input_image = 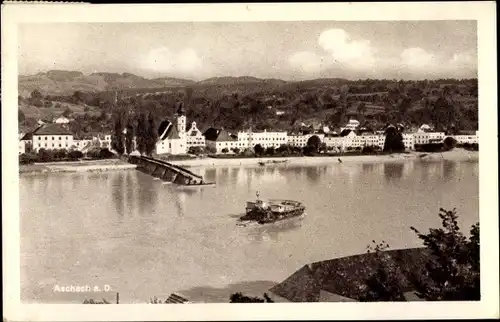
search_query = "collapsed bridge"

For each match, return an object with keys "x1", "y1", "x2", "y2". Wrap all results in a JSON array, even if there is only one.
[{"x1": 128, "y1": 155, "x2": 205, "y2": 185}]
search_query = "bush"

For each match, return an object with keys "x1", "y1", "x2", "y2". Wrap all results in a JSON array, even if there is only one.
[
  {"x1": 362, "y1": 145, "x2": 378, "y2": 154},
  {"x1": 416, "y1": 143, "x2": 444, "y2": 153},
  {"x1": 53, "y1": 149, "x2": 67, "y2": 160},
  {"x1": 98, "y1": 148, "x2": 115, "y2": 159},
  {"x1": 241, "y1": 148, "x2": 254, "y2": 157},
  {"x1": 229, "y1": 293, "x2": 274, "y2": 303},
  {"x1": 86, "y1": 147, "x2": 115, "y2": 159},
  {"x1": 68, "y1": 150, "x2": 83, "y2": 160},
  {"x1": 254, "y1": 144, "x2": 264, "y2": 156},
  {"x1": 37, "y1": 148, "x2": 54, "y2": 162},
  {"x1": 19, "y1": 153, "x2": 38, "y2": 165},
  {"x1": 206, "y1": 145, "x2": 217, "y2": 154},
  {"x1": 232, "y1": 147, "x2": 240, "y2": 154},
  {"x1": 265, "y1": 146, "x2": 275, "y2": 156},
  {"x1": 188, "y1": 146, "x2": 205, "y2": 155},
  {"x1": 221, "y1": 148, "x2": 229, "y2": 154}
]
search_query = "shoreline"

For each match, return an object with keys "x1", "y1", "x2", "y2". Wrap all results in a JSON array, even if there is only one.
[
  {"x1": 19, "y1": 159, "x2": 137, "y2": 175},
  {"x1": 18, "y1": 149, "x2": 478, "y2": 175},
  {"x1": 169, "y1": 149, "x2": 479, "y2": 168}
]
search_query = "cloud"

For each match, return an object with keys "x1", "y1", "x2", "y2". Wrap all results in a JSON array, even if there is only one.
[
  {"x1": 141, "y1": 47, "x2": 203, "y2": 75},
  {"x1": 318, "y1": 28, "x2": 376, "y2": 69},
  {"x1": 449, "y1": 51, "x2": 477, "y2": 69},
  {"x1": 400, "y1": 47, "x2": 437, "y2": 70},
  {"x1": 288, "y1": 28, "x2": 476, "y2": 79}
]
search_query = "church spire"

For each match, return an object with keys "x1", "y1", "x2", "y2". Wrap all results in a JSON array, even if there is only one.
[{"x1": 176, "y1": 102, "x2": 185, "y2": 116}]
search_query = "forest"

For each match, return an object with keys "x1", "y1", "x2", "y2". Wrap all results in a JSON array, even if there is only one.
[{"x1": 18, "y1": 77, "x2": 478, "y2": 137}]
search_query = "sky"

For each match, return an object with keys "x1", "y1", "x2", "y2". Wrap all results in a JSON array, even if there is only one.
[{"x1": 18, "y1": 21, "x2": 477, "y2": 81}]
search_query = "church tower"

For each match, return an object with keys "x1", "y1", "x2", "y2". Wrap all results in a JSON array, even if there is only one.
[{"x1": 176, "y1": 102, "x2": 186, "y2": 139}]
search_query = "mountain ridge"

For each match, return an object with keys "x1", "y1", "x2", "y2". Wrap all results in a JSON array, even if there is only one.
[{"x1": 19, "y1": 70, "x2": 331, "y2": 96}]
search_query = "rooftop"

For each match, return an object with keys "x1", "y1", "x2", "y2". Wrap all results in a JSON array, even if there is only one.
[
  {"x1": 269, "y1": 247, "x2": 429, "y2": 302},
  {"x1": 32, "y1": 123, "x2": 73, "y2": 136}
]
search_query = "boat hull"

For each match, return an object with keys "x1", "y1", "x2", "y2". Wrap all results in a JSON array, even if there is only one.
[{"x1": 241, "y1": 206, "x2": 305, "y2": 224}]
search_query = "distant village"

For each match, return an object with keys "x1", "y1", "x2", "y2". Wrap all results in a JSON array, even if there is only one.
[{"x1": 19, "y1": 103, "x2": 479, "y2": 157}]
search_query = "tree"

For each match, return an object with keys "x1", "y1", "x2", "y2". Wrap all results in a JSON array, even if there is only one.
[
  {"x1": 145, "y1": 113, "x2": 157, "y2": 156},
  {"x1": 111, "y1": 112, "x2": 125, "y2": 156},
  {"x1": 135, "y1": 113, "x2": 147, "y2": 155},
  {"x1": 62, "y1": 107, "x2": 73, "y2": 117},
  {"x1": 229, "y1": 293, "x2": 274, "y2": 303},
  {"x1": 363, "y1": 208, "x2": 480, "y2": 301},
  {"x1": 443, "y1": 137, "x2": 457, "y2": 151},
  {"x1": 18, "y1": 110, "x2": 25, "y2": 122},
  {"x1": 124, "y1": 122, "x2": 135, "y2": 155},
  {"x1": 383, "y1": 126, "x2": 405, "y2": 153},
  {"x1": 221, "y1": 148, "x2": 229, "y2": 154},
  {"x1": 232, "y1": 147, "x2": 240, "y2": 154},
  {"x1": 306, "y1": 135, "x2": 322, "y2": 152},
  {"x1": 409, "y1": 208, "x2": 479, "y2": 301},
  {"x1": 254, "y1": 144, "x2": 264, "y2": 156},
  {"x1": 30, "y1": 89, "x2": 43, "y2": 101}
]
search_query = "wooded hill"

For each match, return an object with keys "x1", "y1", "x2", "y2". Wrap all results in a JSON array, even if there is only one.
[{"x1": 18, "y1": 70, "x2": 478, "y2": 137}]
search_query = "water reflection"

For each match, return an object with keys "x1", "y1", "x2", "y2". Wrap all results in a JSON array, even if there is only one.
[
  {"x1": 383, "y1": 162, "x2": 405, "y2": 182},
  {"x1": 362, "y1": 163, "x2": 375, "y2": 175},
  {"x1": 305, "y1": 167, "x2": 321, "y2": 184},
  {"x1": 246, "y1": 217, "x2": 305, "y2": 243},
  {"x1": 204, "y1": 168, "x2": 217, "y2": 183},
  {"x1": 137, "y1": 174, "x2": 158, "y2": 217},
  {"x1": 442, "y1": 161, "x2": 457, "y2": 182},
  {"x1": 111, "y1": 173, "x2": 125, "y2": 219}
]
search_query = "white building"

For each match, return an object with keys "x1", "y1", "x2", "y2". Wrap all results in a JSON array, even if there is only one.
[
  {"x1": 19, "y1": 140, "x2": 26, "y2": 155},
  {"x1": 54, "y1": 115, "x2": 70, "y2": 124},
  {"x1": 32, "y1": 123, "x2": 74, "y2": 152},
  {"x1": 237, "y1": 129, "x2": 288, "y2": 150},
  {"x1": 340, "y1": 119, "x2": 360, "y2": 132},
  {"x1": 288, "y1": 133, "x2": 325, "y2": 148},
  {"x1": 413, "y1": 130, "x2": 445, "y2": 145},
  {"x1": 449, "y1": 133, "x2": 478, "y2": 144},
  {"x1": 186, "y1": 121, "x2": 205, "y2": 148},
  {"x1": 156, "y1": 104, "x2": 187, "y2": 155},
  {"x1": 204, "y1": 128, "x2": 238, "y2": 153},
  {"x1": 402, "y1": 133, "x2": 415, "y2": 151}
]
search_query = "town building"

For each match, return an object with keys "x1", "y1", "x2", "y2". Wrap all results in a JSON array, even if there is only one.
[
  {"x1": 449, "y1": 131, "x2": 479, "y2": 144},
  {"x1": 204, "y1": 128, "x2": 238, "y2": 153},
  {"x1": 237, "y1": 129, "x2": 288, "y2": 150},
  {"x1": 288, "y1": 133, "x2": 325, "y2": 148},
  {"x1": 402, "y1": 133, "x2": 415, "y2": 151},
  {"x1": 54, "y1": 115, "x2": 70, "y2": 124},
  {"x1": 186, "y1": 121, "x2": 205, "y2": 148},
  {"x1": 31, "y1": 123, "x2": 74, "y2": 152},
  {"x1": 156, "y1": 103, "x2": 187, "y2": 155},
  {"x1": 340, "y1": 119, "x2": 360, "y2": 132},
  {"x1": 413, "y1": 130, "x2": 445, "y2": 145},
  {"x1": 20, "y1": 130, "x2": 36, "y2": 154}
]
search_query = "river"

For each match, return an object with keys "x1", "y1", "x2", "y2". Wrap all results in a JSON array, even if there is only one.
[{"x1": 20, "y1": 159, "x2": 479, "y2": 303}]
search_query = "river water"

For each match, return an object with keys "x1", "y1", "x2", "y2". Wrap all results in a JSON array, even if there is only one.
[{"x1": 20, "y1": 160, "x2": 479, "y2": 303}]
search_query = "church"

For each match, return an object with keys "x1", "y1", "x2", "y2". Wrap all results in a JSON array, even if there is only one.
[{"x1": 156, "y1": 103, "x2": 187, "y2": 155}]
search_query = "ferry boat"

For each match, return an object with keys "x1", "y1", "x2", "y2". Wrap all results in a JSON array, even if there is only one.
[{"x1": 241, "y1": 192, "x2": 305, "y2": 224}]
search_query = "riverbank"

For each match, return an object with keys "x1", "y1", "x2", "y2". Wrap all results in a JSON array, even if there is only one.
[
  {"x1": 169, "y1": 148, "x2": 478, "y2": 168},
  {"x1": 19, "y1": 159, "x2": 136, "y2": 175},
  {"x1": 18, "y1": 148, "x2": 478, "y2": 175}
]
